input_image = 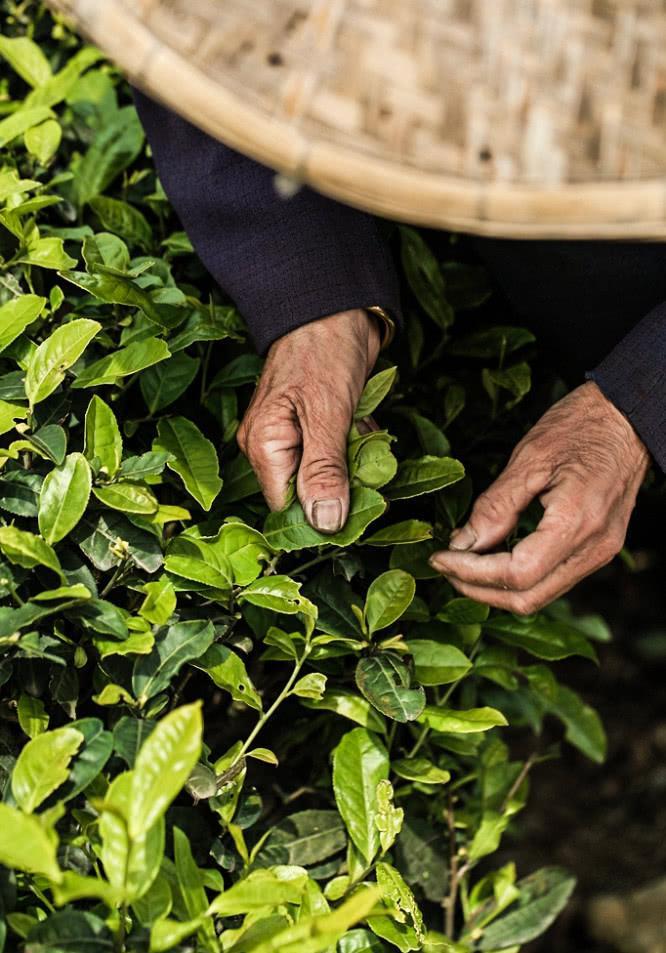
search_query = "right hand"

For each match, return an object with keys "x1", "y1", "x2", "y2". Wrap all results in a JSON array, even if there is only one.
[{"x1": 237, "y1": 309, "x2": 381, "y2": 533}]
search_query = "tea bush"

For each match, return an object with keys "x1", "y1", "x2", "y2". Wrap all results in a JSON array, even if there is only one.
[{"x1": 0, "y1": 4, "x2": 609, "y2": 951}]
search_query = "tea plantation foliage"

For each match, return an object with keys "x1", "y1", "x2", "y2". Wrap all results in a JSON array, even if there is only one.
[{"x1": 0, "y1": 5, "x2": 609, "y2": 951}]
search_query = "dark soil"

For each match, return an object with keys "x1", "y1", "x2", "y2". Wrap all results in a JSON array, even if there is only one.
[{"x1": 506, "y1": 489, "x2": 666, "y2": 952}]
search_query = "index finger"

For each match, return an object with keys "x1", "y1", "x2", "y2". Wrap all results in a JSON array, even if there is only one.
[{"x1": 430, "y1": 502, "x2": 585, "y2": 592}]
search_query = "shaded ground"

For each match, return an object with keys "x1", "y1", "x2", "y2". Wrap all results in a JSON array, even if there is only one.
[{"x1": 505, "y1": 491, "x2": 666, "y2": 952}]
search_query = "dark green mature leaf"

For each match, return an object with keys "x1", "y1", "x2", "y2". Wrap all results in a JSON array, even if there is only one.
[
  {"x1": 356, "y1": 654, "x2": 425, "y2": 723},
  {"x1": 140, "y1": 351, "x2": 200, "y2": 413},
  {"x1": 485, "y1": 616, "x2": 597, "y2": 662},
  {"x1": 25, "y1": 910, "x2": 115, "y2": 952},
  {"x1": 257, "y1": 810, "x2": 346, "y2": 868},
  {"x1": 89, "y1": 195, "x2": 152, "y2": 250},
  {"x1": 477, "y1": 868, "x2": 576, "y2": 950},
  {"x1": 386, "y1": 456, "x2": 465, "y2": 500},
  {"x1": 73, "y1": 512, "x2": 163, "y2": 573},
  {"x1": 406, "y1": 641, "x2": 471, "y2": 686},
  {"x1": 0, "y1": 470, "x2": 42, "y2": 517},
  {"x1": 132, "y1": 620, "x2": 215, "y2": 704},
  {"x1": 400, "y1": 226, "x2": 453, "y2": 329},
  {"x1": 264, "y1": 487, "x2": 386, "y2": 552},
  {"x1": 71, "y1": 105, "x2": 144, "y2": 206}
]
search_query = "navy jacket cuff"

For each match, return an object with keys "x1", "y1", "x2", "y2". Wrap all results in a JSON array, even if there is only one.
[
  {"x1": 133, "y1": 90, "x2": 402, "y2": 355},
  {"x1": 586, "y1": 300, "x2": 666, "y2": 471}
]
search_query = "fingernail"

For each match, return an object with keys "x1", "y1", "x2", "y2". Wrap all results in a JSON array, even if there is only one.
[
  {"x1": 449, "y1": 524, "x2": 476, "y2": 551},
  {"x1": 312, "y1": 498, "x2": 343, "y2": 534}
]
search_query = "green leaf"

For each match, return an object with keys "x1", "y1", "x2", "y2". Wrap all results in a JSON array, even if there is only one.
[
  {"x1": 0, "y1": 105, "x2": 54, "y2": 148},
  {"x1": 544, "y1": 684, "x2": 606, "y2": 763},
  {"x1": 364, "y1": 520, "x2": 433, "y2": 547},
  {"x1": 0, "y1": 295, "x2": 46, "y2": 352},
  {"x1": 193, "y1": 643, "x2": 262, "y2": 711},
  {"x1": 71, "y1": 105, "x2": 144, "y2": 206},
  {"x1": 89, "y1": 195, "x2": 152, "y2": 250},
  {"x1": 264, "y1": 486, "x2": 386, "y2": 552},
  {"x1": 301, "y1": 689, "x2": 386, "y2": 733},
  {"x1": 119, "y1": 451, "x2": 170, "y2": 482},
  {"x1": 24, "y1": 119, "x2": 61, "y2": 165},
  {"x1": 208, "y1": 868, "x2": 308, "y2": 916},
  {"x1": 24, "y1": 318, "x2": 101, "y2": 407},
  {"x1": 38, "y1": 452, "x2": 91, "y2": 544},
  {"x1": 139, "y1": 576, "x2": 176, "y2": 626},
  {"x1": 420, "y1": 705, "x2": 508, "y2": 734},
  {"x1": 0, "y1": 526, "x2": 63, "y2": 579},
  {"x1": 20, "y1": 236, "x2": 76, "y2": 271},
  {"x1": 239, "y1": 575, "x2": 317, "y2": 630},
  {"x1": 450, "y1": 326, "x2": 535, "y2": 359},
  {"x1": 478, "y1": 868, "x2": 576, "y2": 950},
  {"x1": 132, "y1": 619, "x2": 215, "y2": 704},
  {"x1": 406, "y1": 641, "x2": 471, "y2": 686},
  {"x1": 333, "y1": 727, "x2": 389, "y2": 863},
  {"x1": 17, "y1": 694, "x2": 49, "y2": 738},
  {"x1": 355, "y1": 366, "x2": 397, "y2": 418},
  {"x1": 438, "y1": 598, "x2": 489, "y2": 625},
  {"x1": 140, "y1": 351, "x2": 200, "y2": 413},
  {"x1": 99, "y1": 772, "x2": 164, "y2": 902},
  {"x1": 292, "y1": 672, "x2": 327, "y2": 700},
  {"x1": 375, "y1": 779, "x2": 403, "y2": 853},
  {"x1": 128, "y1": 701, "x2": 203, "y2": 839},
  {"x1": 72, "y1": 336, "x2": 171, "y2": 388},
  {"x1": 485, "y1": 616, "x2": 597, "y2": 662},
  {"x1": 364, "y1": 570, "x2": 415, "y2": 635},
  {"x1": 400, "y1": 226, "x2": 453, "y2": 328},
  {"x1": 355, "y1": 654, "x2": 425, "y2": 723},
  {"x1": 349, "y1": 431, "x2": 397, "y2": 490},
  {"x1": 0, "y1": 803, "x2": 61, "y2": 882},
  {"x1": 0, "y1": 35, "x2": 52, "y2": 86},
  {"x1": 482, "y1": 362, "x2": 532, "y2": 409},
  {"x1": 84, "y1": 395, "x2": 122, "y2": 477},
  {"x1": 154, "y1": 416, "x2": 222, "y2": 511},
  {"x1": 12, "y1": 726, "x2": 83, "y2": 812},
  {"x1": 0, "y1": 399, "x2": 27, "y2": 436},
  {"x1": 376, "y1": 861, "x2": 424, "y2": 942},
  {"x1": 25, "y1": 910, "x2": 115, "y2": 951},
  {"x1": 258, "y1": 809, "x2": 346, "y2": 868},
  {"x1": 392, "y1": 758, "x2": 451, "y2": 785},
  {"x1": 93, "y1": 482, "x2": 158, "y2": 515},
  {"x1": 468, "y1": 812, "x2": 508, "y2": 863},
  {"x1": 0, "y1": 470, "x2": 40, "y2": 517},
  {"x1": 386, "y1": 456, "x2": 465, "y2": 500}
]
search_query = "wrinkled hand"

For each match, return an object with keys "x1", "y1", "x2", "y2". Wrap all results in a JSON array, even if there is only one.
[
  {"x1": 429, "y1": 382, "x2": 650, "y2": 614},
  {"x1": 237, "y1": 309, "x2": 380, "y2": 533}
]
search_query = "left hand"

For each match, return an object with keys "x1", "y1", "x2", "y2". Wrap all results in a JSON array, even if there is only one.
[{"x1": 429, "y1": 382, "x2": 650, "y2": 614}]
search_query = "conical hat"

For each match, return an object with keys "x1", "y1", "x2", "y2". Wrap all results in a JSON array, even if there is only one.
[{"x1": 47, "y1": 0, "x2": 666, "y2": 238}]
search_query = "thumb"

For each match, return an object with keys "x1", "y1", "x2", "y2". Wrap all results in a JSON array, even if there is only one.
[
  {"x1": 451, "y1": 462, "x2": 548, "y2": 553},
  {"x1": 297, "y1": 408, "x2": 351, "y2": 535}
]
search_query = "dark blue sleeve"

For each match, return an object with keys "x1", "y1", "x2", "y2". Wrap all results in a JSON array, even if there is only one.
[
  {"x1": 133, "y1": 90, "x2": 402, "y2": 355},
  {"x1": 587, "y1": 303, "x2": 666, "y2": 471}
]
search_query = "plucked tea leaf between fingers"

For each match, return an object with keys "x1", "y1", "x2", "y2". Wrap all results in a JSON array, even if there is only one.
[
  {"x1": 154, "y1": 416, "x2": 222, "y2": 511},
  {"x1": 264, "y1": 486, "x2": 386, "y2": 552},
  {"x1": 38, "y1": 452, "x2": 92, "y2": 544},
  {"x1": 24, "y1": 318, "x2": 101, "y2": 407},
  {"x1": 355, "y1": 366, "x2": 397, "y2": 418},
  {"x1": 128, "y1": 702, "x2": 203, "y2": 839}
]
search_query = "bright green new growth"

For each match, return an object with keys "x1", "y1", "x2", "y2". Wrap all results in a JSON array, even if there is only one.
[{"x1": 0, "y1": 6, "x2": 608, "y2": 952}]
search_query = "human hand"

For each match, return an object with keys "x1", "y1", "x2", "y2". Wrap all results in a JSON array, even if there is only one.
[
  {"x1": 429, "y1": 382, "x2": 650, "y2": 614},
  {"x1": 237, "y1": 309, "x2": 381, "y2": 533}
]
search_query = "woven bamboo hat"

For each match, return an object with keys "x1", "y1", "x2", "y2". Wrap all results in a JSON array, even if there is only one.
[{"x1": 48, "y1": 0, "x2": 666, "y2": 239}]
